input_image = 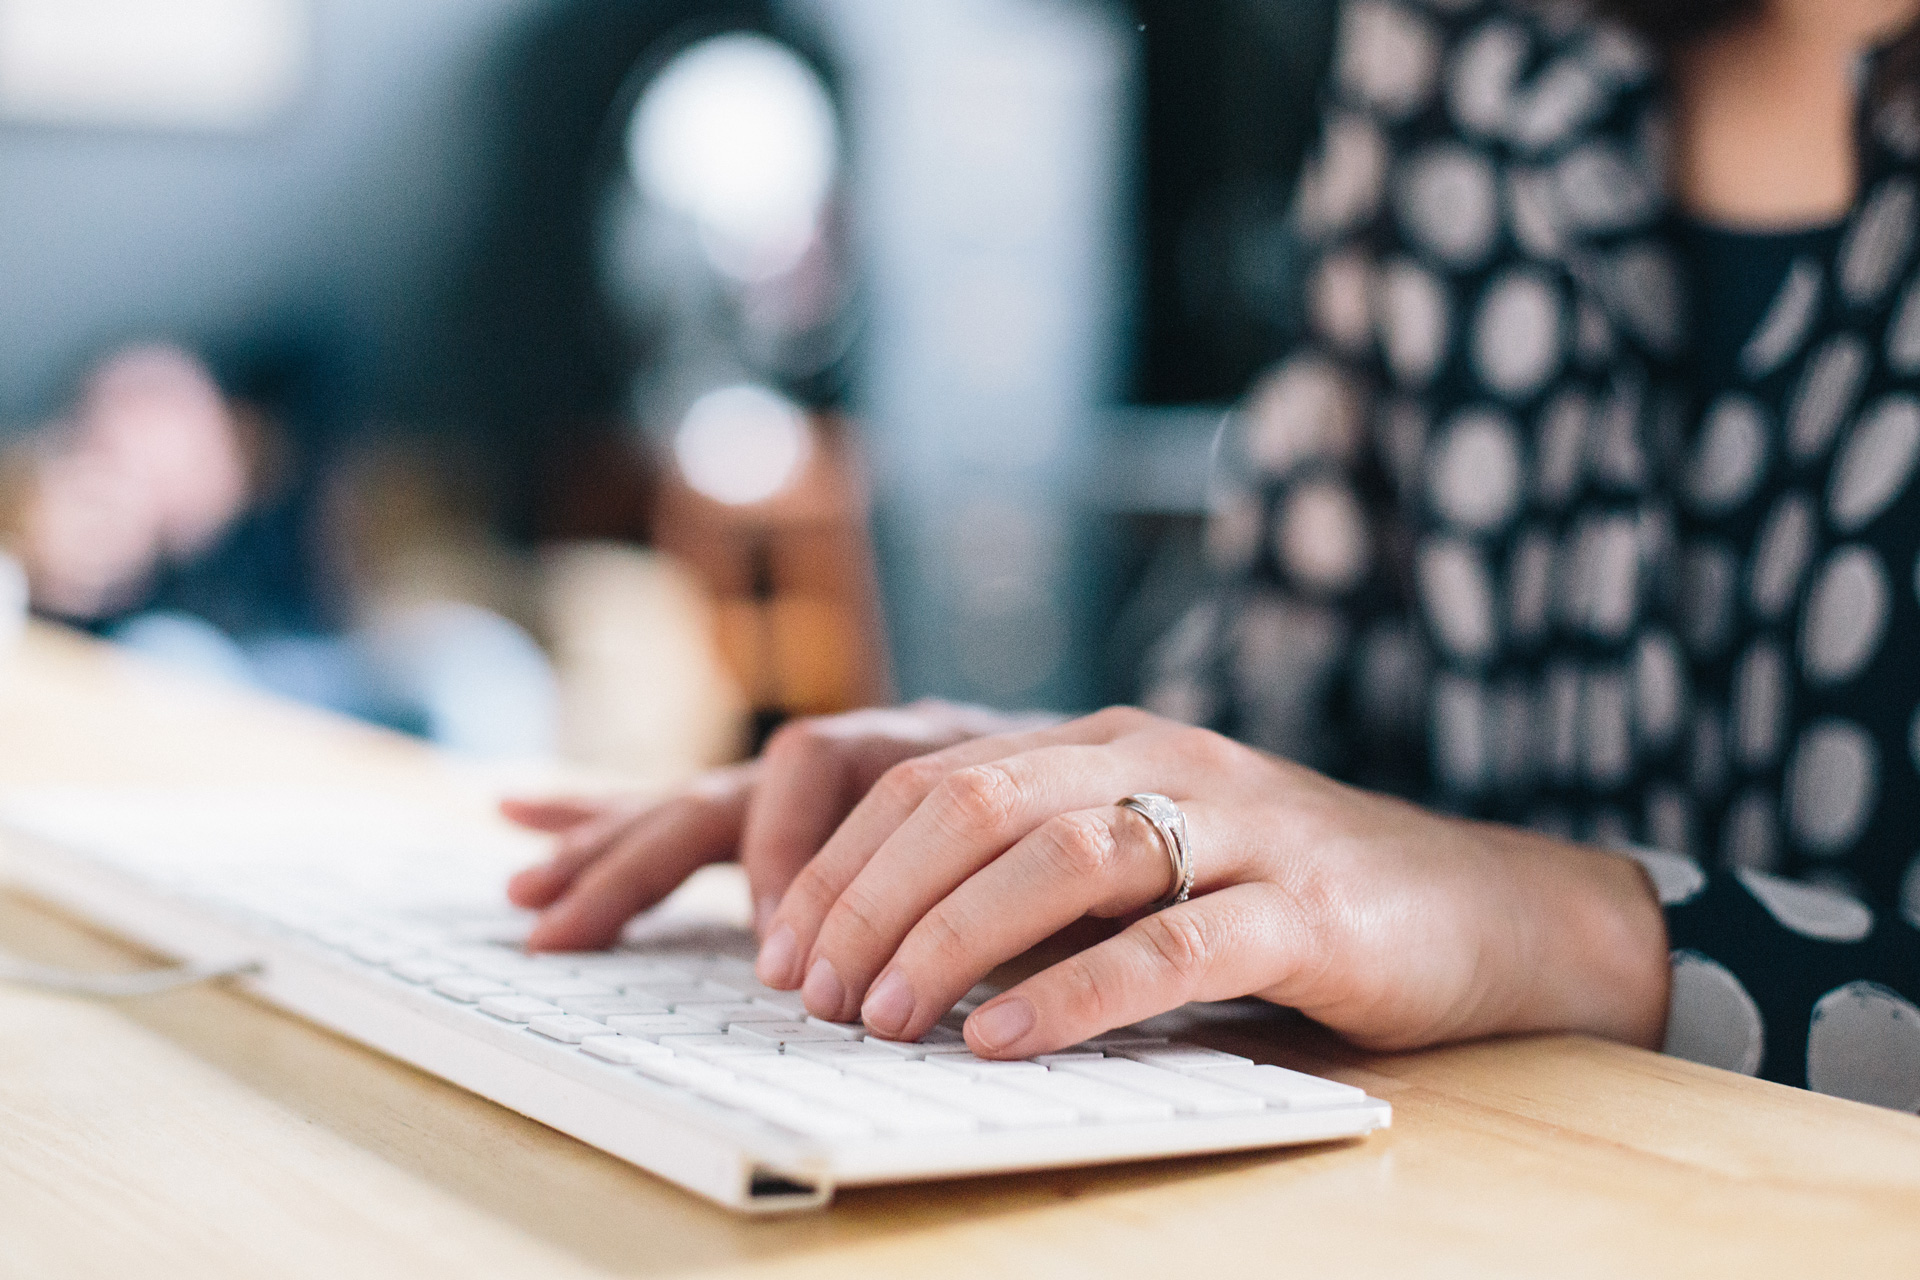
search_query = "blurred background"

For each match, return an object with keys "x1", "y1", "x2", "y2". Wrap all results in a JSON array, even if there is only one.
[{"x1": 0, "y1": 0, "x2": 1334, "y2": 781}]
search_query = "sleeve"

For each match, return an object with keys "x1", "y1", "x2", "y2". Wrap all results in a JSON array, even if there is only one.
[{"x1": 1628, "y1": 849, "x2": 1920, "y2": 1107}]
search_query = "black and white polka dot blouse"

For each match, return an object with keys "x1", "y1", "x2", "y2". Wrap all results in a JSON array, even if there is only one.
[{"x1": 1150, "y1": 0, "x2": 1920, "y2": 1109}]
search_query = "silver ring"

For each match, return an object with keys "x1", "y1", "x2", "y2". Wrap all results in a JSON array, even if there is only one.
[{"x1": 1118, "y1": 793, "x2": 1194, "y2": 911}]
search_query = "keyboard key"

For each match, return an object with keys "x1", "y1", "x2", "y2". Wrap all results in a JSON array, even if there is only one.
[
  {"x1": 432, "y1": 975, "x2": 517, "y2": 1003},
  {"x1": 727, "y1": 1021, "x2": 846, "y2": 1046},
  {"x1": 478, "y1": 995, "x2": 566, "y2": 1023},
  {"x1": 750, "y1": 992, "x2": 810, "y2": 1018},
  {"x1": 436, "y1": 947, "x2": 541, "y2": 980},
  {"x1": 1188, "y1": 1065, "x2": 1367, "y2": 1110},
  {"x1": 1048, "y1": 1059, "x2": 1265, "y2": 1115},
  {"x1": 998, "y1": 1071, "x2": 1177, "y2": 1123},
  {"x1": 780, "y1": 1078, "x2": 979, "y2": 1136},
  {"x1": 695, "y1": 1078, "x2": 875, "y2": 1139},
  {"x1": 1082, "y1": 1030, "x2": 1171, "y2": 1050},
  {"x1": 925, "y1": 1054, "x2": 1048, "y2": 1080},
  {"x1": 528, "y1": 1015, "x2": 619, "y2": 1044},
  {"x1": 388, "y1": 957, "x2": 463, "y2": 984},
  {"x1": 803, "y1": 1017, "x2": 868, "y2": 1041},
  {"x1": 790, "y1": 1039, "x2": 927, "y2": 1066},
  {"x1": 511, "y1": 976, "x2": 617, "y2": 1000},
  {"x1": 603, "y1": 1014, "x2": 717, "y2": 1040},
  {"x1": 631, "y1": 1057, "x2": 738, "y2": 1091},
  {"x1": 730, "y1": 1057, "x2": 846, "y2": 1088},
  {"x1": 1033, "y1": 1051, "x2": 1105, "y2": 1065},
  {"x1": 578, "y1": 1035, "x2": 674, "y2": 1065},
  {"x1": 618, "y1": 981, "x2": 744, "y2": 1006},
  {"x1": 1111, "y1": 1046, "x2": 1253, "y2": 1073},
  {"x1": 675, "y1": 1001, "x2": 788, "y2": 1029},
  {"x1": 658, "y1": 1034, "x2": 783, "y2": 1063},
  {"x1": 566, "y1": 958, "x2": 692, "y2": 984},
  {"x1": 555, "y1": 995, "x2": 670, "y2": 1019},
  {"x1": 347, "y1": 938, "x2": 420, "y2": 965},
  {"x1": 848, "y1": 1065, "x2": 1077, "y2": 1129}
]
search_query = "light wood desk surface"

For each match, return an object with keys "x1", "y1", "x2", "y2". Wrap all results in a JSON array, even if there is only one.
[{"x1": 1, "y1": 623, "x2": 1916, "y2": 1279}]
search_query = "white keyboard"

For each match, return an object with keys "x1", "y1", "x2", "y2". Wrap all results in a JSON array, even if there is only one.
[{"x1": 0, "y1": 789, "x2": 1390, "y2": 1211}]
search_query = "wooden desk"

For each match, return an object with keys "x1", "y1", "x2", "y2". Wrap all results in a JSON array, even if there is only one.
[{"x1": 1, "y1": 623, "x2": 1916, "y2": 1278}]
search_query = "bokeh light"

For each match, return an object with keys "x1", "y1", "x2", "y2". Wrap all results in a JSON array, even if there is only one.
[
  {"x1": 672, "y1": 384, "x2": 812, "y2": 506},
  {"x1": 627, "y1": 33, "x2": 838, "y2": 283}
]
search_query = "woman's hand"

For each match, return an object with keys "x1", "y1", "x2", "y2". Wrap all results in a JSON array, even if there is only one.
[
  {"x1": 745, "y1": 706, "x2": 1671, "y2": 1060},
  {"x1": 503, "y1": 701, "x2": 1056, "y2": 950}
]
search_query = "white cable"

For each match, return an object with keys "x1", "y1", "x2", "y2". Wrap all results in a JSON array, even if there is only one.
[{"x1": 0, "y1": 952, "x2": 262, "y2": 999}]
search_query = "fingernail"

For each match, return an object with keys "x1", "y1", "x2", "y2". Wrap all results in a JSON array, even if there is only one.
[
  {"x1": 803, "y1": 957, "x2": 848, "y2": 1021},
  {"x1": 756, "y1": 924, "x2": 799, "y2": 987},
  {"x1": 753, "y1": 895, "x2": 780, "y2": 939},
  {"x1": 861, "y1": 971, "x2": 915, "y2": 1037},
  {"x1": 969, "y1": 998, "x2": 1035, "y2": 1052}
]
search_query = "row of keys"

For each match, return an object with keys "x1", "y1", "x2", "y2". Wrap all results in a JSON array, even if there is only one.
[{"x1": 324, "y1": 928, "x2": 1367, "y2": 1140}]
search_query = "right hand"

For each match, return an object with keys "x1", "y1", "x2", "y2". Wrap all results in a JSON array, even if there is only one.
[{"x1": 503, "y1": 700, "x2": 1057, "y2": 950}]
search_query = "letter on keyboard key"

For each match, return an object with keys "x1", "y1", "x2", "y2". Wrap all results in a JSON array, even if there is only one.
[
  {"x1": 579, "y1": 1035, "x2": 673, "y2": 1065},
  {"x1": 511, "y1": 976, "x2": 618, "y2": 1000},
  {"x1": 432, "y1": 975, "x2": 517, "y2": 1002},
  {"x1": 1049, "y1": 1059, "x2": 1265, "y2": 1114},
  {"x1": 1190, "y1": 1065, "x2": 1366, "y2": 1110},
  {"x1": 1110, "y1": 1046, "x2": 1254, "y2": 1073},
  {"x1": 1000, "y1": 1071, "x2": 1177, "y2": 1123},
  {"x1": 528, "y1": 1015, "x2": 618, "y2": 1044},
  {"x1": 478, "y1": 995, "x2": 566, "y2": 1023},
  {"x1": 604, "y1": 1014, "x2": 719, "y2": 1040}
]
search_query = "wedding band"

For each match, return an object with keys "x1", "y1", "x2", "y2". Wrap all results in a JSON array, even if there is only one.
[{"x1": 1118, "y1": 793, "x2": 1194, "y2": 911}]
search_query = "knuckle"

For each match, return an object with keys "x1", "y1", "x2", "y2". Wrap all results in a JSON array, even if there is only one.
[
  {"x1": 1137, "y1": 910, "x2": 1214, "y2": 987},
  {"x1": 783, "y1": 861, "x2": 841, "y2": 918},
  {"x1": 909, "y1": 901, "x2": 973, "y2": 967},
  {"x1": 1184, "y1": 726, "x2": 1250, "y2": 771},
  {"x1": 935, "y1": 763, "x2": 1022, "y2": 832},
  {"x1": 763, "y1": 718, "x2": 828, "y2": 762},
  {"x1": 825, "y1": 881, "x2": 891, "y2": 946},
  {"x1": 877, "y1": 755, "x2": 946, "y2": 804},
  {"x1": 1088, "y1": 705, "x2": 1148, "y2": 735},
  {"x1": 1040, "y1": 811, "x2": 1119, "y2": 880},
  {"x1": 1055, "y1": 953, "x2": 1112, "y2": 1026}
]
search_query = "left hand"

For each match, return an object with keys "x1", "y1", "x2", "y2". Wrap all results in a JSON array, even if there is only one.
[{"x1": 753, "y1": 706, "x2": 1671, "y2": 1060}]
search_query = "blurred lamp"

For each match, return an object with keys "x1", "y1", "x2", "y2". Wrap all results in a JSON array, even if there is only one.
[
  {"x1": 627, "y1": 33, "x2": 838, "y2": 283},
  {"x1": 672, "y1": 384, "x2": 811, "y2": 506}
]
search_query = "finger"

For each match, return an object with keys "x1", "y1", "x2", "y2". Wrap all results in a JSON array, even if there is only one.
[
  {"x1": 757, "y1": 707, "x2": 1155, "y2": 990},
  {"x1": 797, "y1": 733, "x2": 1204, "y2": 1021},
  {"x1": 500, "y1": 796, "x2": 609, "y2": 833},
  {"x1": 736, "y1": 722, "x2": 862, "y2": 939},
  {"x1": 525, "y1": 780, "x2": 751, "y2": 951},
  {"x1": 962, "y1": 884, "x2": 1304, "y2": 1059},
  {"x1": 858, "y1": 801, "x2": 1245, "y2": 1040},
  {"x1": 505, "y1": 799, "x2": 653, "y2": 909}
]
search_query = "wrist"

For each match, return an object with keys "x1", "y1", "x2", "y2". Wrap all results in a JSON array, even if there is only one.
[{"x1": 1491, "y1": 828, "x2": 1672, "y2": 1048}]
